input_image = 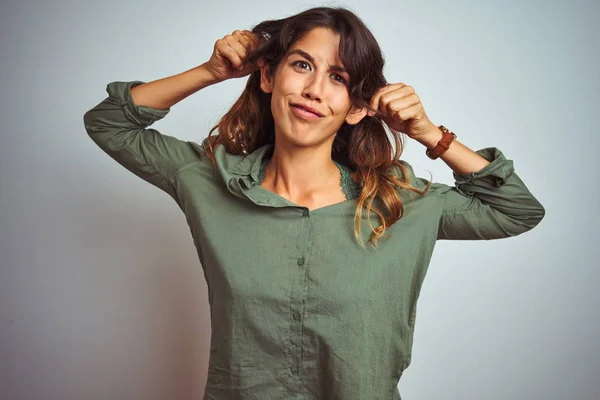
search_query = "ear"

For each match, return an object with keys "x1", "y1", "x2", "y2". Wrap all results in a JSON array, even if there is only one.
[
  {"x1": 259, "y1": 58, "x2": 274, "y2": 94},
  {"x1": 345, "y1": 106, "x2": 368, "y2": 125}
]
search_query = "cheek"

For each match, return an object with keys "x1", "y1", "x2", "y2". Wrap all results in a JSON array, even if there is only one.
[
  {"x1": 271, "y1": 82, "x2": 293, "y2": 107},
  {"x1": 274, "y1": 70, "x2": 299, "y2": 91},
  {"x1": 330, "y1": 97, "x2": 352, "y2": 118}
]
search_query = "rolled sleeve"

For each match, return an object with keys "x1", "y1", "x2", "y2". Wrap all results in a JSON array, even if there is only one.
[
  {"x1": 109, "y1": 80, "x2": 171, "y2": 125},
  {"x1": 436, "y1": 147, "x2": 545, "y2": 240},
  {"x1": 83, "y1": 81, "x2": 205, "y2": 200},
  {"x1": 453, "y1": 148, "x2": 514, "y2": 196}
]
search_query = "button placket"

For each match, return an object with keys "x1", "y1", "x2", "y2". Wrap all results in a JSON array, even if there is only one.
[{"x1": 287, "y1": 206, "x2": 311, "y2": 389}]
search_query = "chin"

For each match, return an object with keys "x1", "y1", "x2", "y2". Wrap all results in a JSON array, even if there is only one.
[
  {"x1": 277, "y1": 131, "x2": 332, "y2": 149},
  {"x1": 273, "y1": 118, "x2": 335, "y2": 148}
]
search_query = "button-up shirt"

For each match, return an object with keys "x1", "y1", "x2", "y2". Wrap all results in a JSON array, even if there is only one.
[{"x1": 83, "y1": 80, "x2": 545, "y2": 400}]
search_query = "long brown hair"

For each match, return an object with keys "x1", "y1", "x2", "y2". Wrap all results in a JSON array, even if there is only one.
[{"x1": 204, "y1": 6, "x2": 431, "y2": 248}]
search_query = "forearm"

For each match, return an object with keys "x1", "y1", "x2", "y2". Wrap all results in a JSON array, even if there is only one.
[
  {"x1": 413, "y1": 126, "x2": 491, "y2": 174},
  {"x1": 130, "y1": 62, "x2": 219, "y2": 110}
]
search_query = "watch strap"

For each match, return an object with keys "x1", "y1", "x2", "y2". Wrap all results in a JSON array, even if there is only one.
[{"x1": 425, "y1": 125, "x2": 456, "y2": 160}]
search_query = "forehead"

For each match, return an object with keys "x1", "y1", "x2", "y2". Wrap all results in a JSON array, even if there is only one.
[{"x1": 287, "y1": 27, "x2": 342, "y2": 62}]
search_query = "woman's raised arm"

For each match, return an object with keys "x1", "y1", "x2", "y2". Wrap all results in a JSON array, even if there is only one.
[{"x1": 83, "y1": 30, "x2": 261, "y2": 200}]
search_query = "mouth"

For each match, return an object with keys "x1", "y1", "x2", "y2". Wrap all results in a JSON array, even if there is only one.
[{"x1": 290, "y1": 103, "x2": 324, "y2": 119}]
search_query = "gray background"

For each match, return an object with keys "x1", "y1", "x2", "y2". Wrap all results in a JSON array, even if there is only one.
[{"x1": 1, "y1": 0, "x2": 598, "y2": 399}]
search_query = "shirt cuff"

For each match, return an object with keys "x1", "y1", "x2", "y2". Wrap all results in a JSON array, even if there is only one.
[
  {"x1": 453, "y1": 147, "x2": 515, "y2": 195},
  {"x1": 106, "y1": 80, "x2": 170, "y2": 126}
]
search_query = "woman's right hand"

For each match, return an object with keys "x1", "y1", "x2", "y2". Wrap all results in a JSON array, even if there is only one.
[{"x1": 204, "y1": 30, "x2": 261, "y2": 83}]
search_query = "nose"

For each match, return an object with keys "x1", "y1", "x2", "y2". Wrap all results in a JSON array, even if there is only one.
[{"x1": 302, "y1": 75, "x2": 324, "y2": 102}]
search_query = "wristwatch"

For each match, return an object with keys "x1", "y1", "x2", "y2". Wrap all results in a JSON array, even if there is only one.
[{"x1": 425, "y1": 125, "x2": 456, "y2": 160}]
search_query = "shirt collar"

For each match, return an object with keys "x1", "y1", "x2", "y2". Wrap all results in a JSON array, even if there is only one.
[
  {"x1": 201, "y1": 138, "x2": 272, "y2": 178},
  {"x1": 205, "y1": 139, "x2": 358, "y2": 207},
  {"x1": 204, "y1": 139, "x2": 290, "y2": 206},
  {"x1": 225, "y1": 143, "x2": 274, "y2": 183}
]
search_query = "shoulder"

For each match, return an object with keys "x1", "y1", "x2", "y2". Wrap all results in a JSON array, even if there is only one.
[
  {"x1": 389, "y1": 159, "x2": 414, "y2": 178},
  {"x1": 349, "y1": 159, "x2": 431, "y2": 192},
  {"x1": 387, "y1": 159, "x2": 454, "y2": 201}
]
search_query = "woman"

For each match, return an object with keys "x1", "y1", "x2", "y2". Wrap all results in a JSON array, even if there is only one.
[{"x1": 83, "y1": 6, "x2": 544, "y2": 400}]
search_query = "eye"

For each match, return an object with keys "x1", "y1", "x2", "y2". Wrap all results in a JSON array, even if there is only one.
[
  {"x1": 292, "y1": 60, "x2": 310, "y2": 70},
  {"x1": 291, "y1": 60, "x2": 348, "y2": 85},
  {"x1": 332, "y1": 74, "x2": 347, "y2": 85}
]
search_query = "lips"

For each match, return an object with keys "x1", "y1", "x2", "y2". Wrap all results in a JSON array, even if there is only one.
[{"x1": 290, "y1": 103, "x2": 323, "y2": 117}]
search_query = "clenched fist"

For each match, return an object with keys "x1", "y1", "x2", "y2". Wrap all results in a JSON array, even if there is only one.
[{"x1": 204, "y1": 30, "x2": 262, "y2": 83}]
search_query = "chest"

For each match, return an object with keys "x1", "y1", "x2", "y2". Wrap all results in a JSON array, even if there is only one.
[
  {"x1": 259, "y1": 182, "x2": 348, "y2": 211},
  {"x1": 174, "y1": 164, "x2": 443, "y2": 315},
  {"x1": 186, "y1": 193, "x2": 437, "y2": 310}
]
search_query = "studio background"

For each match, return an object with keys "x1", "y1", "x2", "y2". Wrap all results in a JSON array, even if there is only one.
[{"x1": 1, "y1": 0, "x2": 598, "y2": 399}]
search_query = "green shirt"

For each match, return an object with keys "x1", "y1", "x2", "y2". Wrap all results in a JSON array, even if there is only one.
[{"x1": 84, "y1": 80, "x2": 545, "y2": 400}]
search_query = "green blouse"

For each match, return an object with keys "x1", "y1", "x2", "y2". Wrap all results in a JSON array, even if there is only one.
[{"x1": 84, "y1": 80, "x2": 545, "y2": 400}]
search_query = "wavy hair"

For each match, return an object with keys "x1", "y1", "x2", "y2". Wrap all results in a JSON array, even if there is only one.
[{"x1": 204, "y1": 6, "x2": 431, "y2": 248}]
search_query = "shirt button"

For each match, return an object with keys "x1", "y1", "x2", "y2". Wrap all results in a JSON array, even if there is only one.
[
  {"x1": 302, "y1": 209, "x2": 309, "y2": 217},
  {"x1": 297, "y1": 257, "x2": 305, "y2": 266},
  {"x1": 290, "y1": 366, "x2": 298, "y2": 375},
  {"x1": 292, "y1": 311, "x2": 301, "y2": 321}
]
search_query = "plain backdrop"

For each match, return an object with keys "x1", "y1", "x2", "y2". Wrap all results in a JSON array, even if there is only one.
[{"x1": 1, "y1": 0, "x2": 598, "y2": 399}]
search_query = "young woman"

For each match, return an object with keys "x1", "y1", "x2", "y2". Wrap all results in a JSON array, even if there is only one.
[{"x1": 84, "y1": 6, "x2": 545, "y2": 400}]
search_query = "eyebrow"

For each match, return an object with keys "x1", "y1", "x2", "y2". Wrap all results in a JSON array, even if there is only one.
[{"x1": 286, "y1": 49, "x2": 348, "y2": 75}]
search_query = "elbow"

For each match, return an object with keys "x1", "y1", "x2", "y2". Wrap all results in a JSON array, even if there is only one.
[
  {"x1": 83, "y1": 109, "x2": 108, "y2": 141},
  {"x1": 525, "y1": 201, "x2": 546, "y2": 231},
  {"x1": 83, "y1": 110, "x2": 97, "y2": 136},
  {"x1": 83, "y1": 110, "x2": 109, "y2": 151},
  {"x1": 505, "y1": 200, "x2": 546, "y2": 237}
]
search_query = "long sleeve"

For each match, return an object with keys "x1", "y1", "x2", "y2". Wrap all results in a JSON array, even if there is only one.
[
  {"x1": 397, "y1": 147, "x2": 545, "y2": 241},
  {"x1": 83, "y1": 80, "x2": 205, "y2": 200},
  {"x1": 431, "y1": 147, "x2": 545, "y2": 240}
]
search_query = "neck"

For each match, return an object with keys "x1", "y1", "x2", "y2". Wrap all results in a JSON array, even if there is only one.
[{"x1": 263, "y1": 140, "x2": 340, "y2": 201}]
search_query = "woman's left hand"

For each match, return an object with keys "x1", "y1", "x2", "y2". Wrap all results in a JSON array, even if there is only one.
[{"x1": 368, "y1": 83, "x2": 438, "y2": 139}]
